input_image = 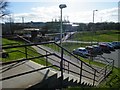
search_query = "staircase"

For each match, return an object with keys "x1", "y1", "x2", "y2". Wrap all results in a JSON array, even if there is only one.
[
  {"x1": 1, "y1": 35, "x2": 114, "y2": 89},
  {"x1": 26, "y1": 67, "x2": 94, "y2": 89}
]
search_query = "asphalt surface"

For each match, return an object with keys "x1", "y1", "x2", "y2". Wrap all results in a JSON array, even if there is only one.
[
  {"x1": 62, "y1": 40, "x2": 119, "y2": 68},
  {"x1": 102, "y1": 49, "x2": 119, "y2": 68}
]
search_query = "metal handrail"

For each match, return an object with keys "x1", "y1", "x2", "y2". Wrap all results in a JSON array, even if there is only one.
[
  {"x1": 2, "y1": 44, "x2": 97, "y2": 84},
  {"x1": 0, "y1": 65, "x2": 57, "y2": 81},
  {"x1": 54, "y1": 42, "x2": 98, "y2": 72},
  {"x1": 17, "y1": 35, "x2": 52, "y2": 54},
  {"x1": 2, "y1": 43, "x2": 20, "y2": 46},
  {"x1": 2, "y1": 35, "x2": 114, "y2": 86},
  {"x1": 63, "y1": 68, "x2": 98, "y2": 82},
  {"x1": 16, "y1": 35, "x2": 98, "y2": 72},
  {"x1": 53, "y1": 53, "x2": 97, "y2": 76},
  {"x1": 1, "y1": 53, "x2": 54, "y2": 65}
]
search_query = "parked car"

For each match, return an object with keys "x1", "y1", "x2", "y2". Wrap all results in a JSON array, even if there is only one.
[
  {"x1": 103, "y1": 43, "x2": 115, "y2": 51},
  {"x1": 73, "y1": 47, "x2": 90, "y2": 58},
  {"x1": 111, "y1": 41, "x2": 120, "y2": 49},
  {"x1": 99, "y1": 43, "x2": 111, "y2": 53},
  {"x1": 85, "y1": 46, "x2": 97, "y2": 57},
  {"x1": 92, "y1": 45, "x2": 103, "y2": 55}
]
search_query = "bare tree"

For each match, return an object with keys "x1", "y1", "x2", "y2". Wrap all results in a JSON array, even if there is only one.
[{"x1": 0, "y1": 0, "x2": 9, "y2": 18}]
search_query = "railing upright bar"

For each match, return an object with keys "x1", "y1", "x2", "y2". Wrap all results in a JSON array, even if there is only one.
[
  {"x1": 79, "y1": 62, "x2": 83, "y2": 84},
  {"x1": 68, "y1": 62, "x2": 69, "y2": 74},
  {"x1": 93, "y1": 70, "x2": 96, "y2": 86},
  {"x1": 46, "y1": 51, "x2": 48, "y2": 66},
  {"x1": 54, "y1": 42, "x2": 98, "y2": 72}
]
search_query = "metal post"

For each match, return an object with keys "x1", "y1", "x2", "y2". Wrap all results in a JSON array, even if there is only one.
[
  {"x1": 60, "y1": 8, "x2": 63, "y2": 46},
  {"x1": 79, "y1": 62, "x2": 83, "y2": 84},
  {"x1": 93, "y1": 70, "x2": 96, "y2": 86},
  {"x1": 93, "y1": 11, "x2": 95, "y2": 23},
  {"x1": 59, "y1": 4, "x2": 67, "y2": 46},
  {"x1": 68, "y1": 62, "x2": 69, "y2": 74},
  {"x1": 60, "y1": 48, "x2": 64, "y2": 88},
  {"x1": 46, "y1": 51, "x2": 48, "y2": 66},
  {"x1": 63, "y1": 58, "x2": 65, "y2": 72}
]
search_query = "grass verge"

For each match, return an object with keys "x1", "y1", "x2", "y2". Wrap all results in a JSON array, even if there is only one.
[
  {"x1": 70, "y1": 30, "x2": 119, "y2": 42},
  {"x1": 2, "y1": 38, "x2": 50, "y2": 66}
]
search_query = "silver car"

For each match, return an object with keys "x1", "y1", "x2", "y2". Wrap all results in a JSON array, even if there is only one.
[{"x1": 73, "y1": 47, "x2": 90, "y2": 58}]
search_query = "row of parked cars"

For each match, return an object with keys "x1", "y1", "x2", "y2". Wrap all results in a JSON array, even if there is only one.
[{"x1": 73, "y1": 41, "x2": 120, "y2": 58}]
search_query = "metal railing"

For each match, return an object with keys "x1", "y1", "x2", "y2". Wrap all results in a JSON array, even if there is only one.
[{"x1": 2, "y1": 35, "x2": 114, "y2": 86}]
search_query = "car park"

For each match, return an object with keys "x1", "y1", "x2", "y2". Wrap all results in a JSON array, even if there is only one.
[
  {"x1": 99, "y1": 43, "x2": 111, "y2": 53},
  {"x1": 92, "y1": 45, "x2": 103, "y2": 55},
  {"x1": 73, "y1": 47, "x2": 90, "y2": 58},
  {"x1": 111, "y1": 41, "x2": 120, "y2": 49},
  {"x1": 85, "y1": 46, "x2": 97, "y2": 57},
  {"x1": 103, "y1": 43, "x2": 115, "y2": 51}
]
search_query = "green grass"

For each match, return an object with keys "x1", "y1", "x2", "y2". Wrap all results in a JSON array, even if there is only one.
[
  {"x1": 2, "y1": 38, "x2": 50, "y2": 66},
  {"x1": 98, "y1": 67, "x2": 120, "y2": 88},
  {"x1": 66, "y1": 67, "x2": 120, "y2": 89},
  {"x1": 44, "y1": 42, "x2": 106, "y2": 68},
  {"x1": 70, "y1": 30, "x2": 119, "y2": 42}
]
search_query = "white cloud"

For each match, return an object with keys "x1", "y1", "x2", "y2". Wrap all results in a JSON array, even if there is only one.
[
  {"x1": 96, "y1": 7, "x2": 118, "y2": 22},
  {"x1": 13, "y1": 6, "x2": 59, "y2": 22},
  {"x1": 12, "y1": 6, "x2": 118, "y2": 23}
]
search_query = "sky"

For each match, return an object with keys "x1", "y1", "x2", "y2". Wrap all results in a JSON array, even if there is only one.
[{"x1": 3, "y1": 0, "x2": 120, "y2": 23}]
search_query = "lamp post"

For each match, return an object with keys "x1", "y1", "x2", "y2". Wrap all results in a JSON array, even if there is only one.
[
  {"x1": 59, "y1": 4, "x2": 67, "y2": 46},
  {"x1": 93, "y1": 10, "x2": 98, "y2": 23},
  {"x1": 91, "y1": 10, "x2": 98, "y2": 45},
  {"x1": 59, "y1": 4, "x2": 67, "y2": 88},
  {"x1": 90, "y1": 10, "x2": 98, "y2": 62}
]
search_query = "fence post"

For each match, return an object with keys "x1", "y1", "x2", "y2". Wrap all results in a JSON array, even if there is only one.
[
  {"x1": 63, "y1": 59, "x2": 65, "y2": 72},
  {"x1": 46, "y1": 51, "x2": 48, "y2": 66},
  {"x1": 25, "y1": 46, "x2": 27, "y2": 59},
  {"x1": 93, "y1": 70, "x2": 96, "y2": 86},
  {"x1": 79, "y1": 62, "x2": 83, "y2": 84},
  {"x1": 60, "y1": 48, "x2": 64, "y2": 88}
]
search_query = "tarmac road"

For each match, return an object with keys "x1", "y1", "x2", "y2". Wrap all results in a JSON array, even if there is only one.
[
  {"x1": 95, "y1": 49, "x2": 120, "y2": 68},
  {"x1": 102, "y1": 49, "x2": 120, "y2": 68}
]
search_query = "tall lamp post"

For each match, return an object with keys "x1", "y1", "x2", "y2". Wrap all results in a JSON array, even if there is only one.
[
  {"x1": 91, "y1": 10, "x2": 98, "y2": 45},
  {"x1": 59, "y1": 4, "x2": 67, "y2": 88},
  {"x1": 59, "y1": 4, "x2": 67, "y2": 46},
  {"x1": 90, "y1": 10, "x2": 98, "y2": 63},
  {"x1": 93, "y1": 10, "x2": 98, "y2": 23}
]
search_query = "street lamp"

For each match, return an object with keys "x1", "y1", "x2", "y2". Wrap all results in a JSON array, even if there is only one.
[
  {"x1": 59, "y1": 4, "x2": 67, "y2": 46},
  {"x1": 90, "y1": 10, "x2": 98, "y2": 62},
  {"x1": 91, "y1": 10, "x2": 98, "y2": 45},
  {"x1": 93, "y1": 10, "x2": 98, "y2": 23}
]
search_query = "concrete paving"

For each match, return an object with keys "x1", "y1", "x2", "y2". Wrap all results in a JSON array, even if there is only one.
[{"x1": 1, "y1": 61, "x2": 57, "y2": 89}]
